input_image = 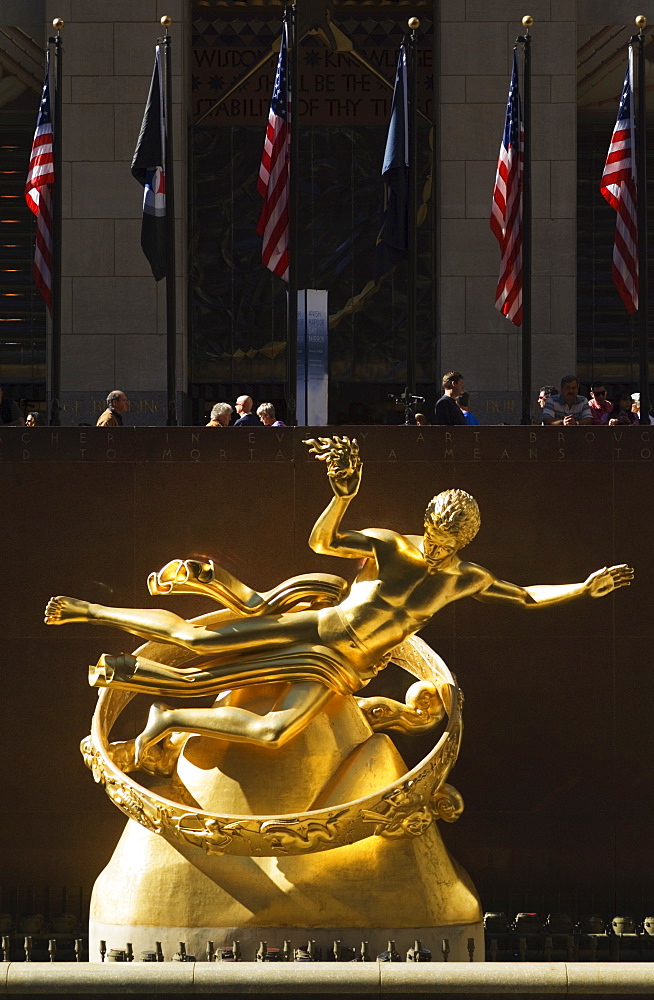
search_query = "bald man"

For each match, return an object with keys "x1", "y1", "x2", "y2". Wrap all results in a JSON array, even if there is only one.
[
  {"x1": 97, "y1": 390, "x2": 129, "y2": 427},
  {"x1": 233, "y1": 395, "x2": 262, "y2": 427}
]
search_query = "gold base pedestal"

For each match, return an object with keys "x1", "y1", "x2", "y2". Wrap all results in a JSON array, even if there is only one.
[{"x1": 89, "y1": 690, "x2": 482, "y2": 960}]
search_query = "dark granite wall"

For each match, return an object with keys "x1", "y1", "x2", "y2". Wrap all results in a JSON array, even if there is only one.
[{"x1": 2, "y1": 425, "x2": 652, "y2": 915}]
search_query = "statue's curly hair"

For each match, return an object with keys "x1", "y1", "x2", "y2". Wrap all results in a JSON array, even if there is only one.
[{"x1": 424, "y1": 489, "x2": 480, "y2": 549}]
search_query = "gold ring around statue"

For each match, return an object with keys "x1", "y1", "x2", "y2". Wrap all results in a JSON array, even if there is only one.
[{"x1": 81, "y1": 621, "x2": 464, "y2": 857}]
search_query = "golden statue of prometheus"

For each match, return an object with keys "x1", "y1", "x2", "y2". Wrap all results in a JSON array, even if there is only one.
[{"x1": 45, "y1": 436, "x2": 632, "y2": 853}]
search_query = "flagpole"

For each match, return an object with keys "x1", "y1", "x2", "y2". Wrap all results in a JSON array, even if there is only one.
[
  {"x1": 432, "y1": 1, "x2": 440, "y2": 392},
  {"x1": 518, "y1": 16, "x2": 532, "y2": 425},
  {"x1": 406, "y1": 18, "x2": 419, "y2": 411},
  {"x1": 50, "y1": 18, "x2": 63, "y2": 426},
  {"x1": 160, "y1": 16, "x2": 177, "y2": 426},
  {"x1": 287, "y1": 4, "x2": 298, "y2": 427},
  {"x1": 633, "y1": 16, "x2": 649, "y2": 424}
]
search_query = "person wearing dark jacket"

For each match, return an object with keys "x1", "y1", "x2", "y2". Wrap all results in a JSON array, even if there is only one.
[
  {"x1": 434, "y1": 371, "x2": 467, "y2": 426},
  {"x1": 234, "y1": 395, "x2": 262, "y2": 427}
]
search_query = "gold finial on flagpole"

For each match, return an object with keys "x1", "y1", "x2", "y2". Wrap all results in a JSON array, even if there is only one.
[
  {"x1": 408, "y1": 17, "x2": 420, "y2": 29},
  {"x1": 522, "y1": 15, "x2": 534, "y2": 29},
  {"x1": 161, "y1": 15, "x2": 172, "y2": 31},
  {"x1": 52, "y1": 18, "x2": 64, "y2": 31},
  {"x1": 635, "y1": 14, "x2": 647, "y2": 30}
]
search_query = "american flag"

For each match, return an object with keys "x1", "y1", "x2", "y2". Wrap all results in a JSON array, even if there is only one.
[
  {"x1": 600, "y1": 52, "x2": 638, "y2": 314},
  {"x1": 257, "y1": 22, "x2": 290, "y2": 281},
  {"x1": 25, "y1": 57, "x2": 54, "y2": 312},
  {"x1": 490, "y1": 50, "x2": 523, "y2": 326}
]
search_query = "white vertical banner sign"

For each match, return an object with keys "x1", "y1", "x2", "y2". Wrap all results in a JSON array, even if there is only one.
[{"x1": 296, "y1": 289, "x2": 328, "y2": 425}]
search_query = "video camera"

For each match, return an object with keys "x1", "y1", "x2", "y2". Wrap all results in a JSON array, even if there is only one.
[{"x1": 388, "y1": 387, "x2": 426, "y2": 425}]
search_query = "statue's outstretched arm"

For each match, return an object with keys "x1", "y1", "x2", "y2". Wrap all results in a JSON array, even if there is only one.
[
  {"x1": 304, "y1": 436, "x2": 374, "y2": 559},
  {"x1": 475, "y1": 563, "x2": 634, "y2": 608}
]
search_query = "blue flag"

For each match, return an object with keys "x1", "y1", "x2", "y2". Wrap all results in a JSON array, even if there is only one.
[{"x1": 375, "y1": 41, "x2": 408, "y2": 280}]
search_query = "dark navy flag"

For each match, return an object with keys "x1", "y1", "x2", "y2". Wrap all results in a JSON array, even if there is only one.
[
  {"x1": 375, "y1": 41, "x2": 408, "y2": 281},
  {"x1": 131, "y1": 46, "x2": 166, "y2": 281}
]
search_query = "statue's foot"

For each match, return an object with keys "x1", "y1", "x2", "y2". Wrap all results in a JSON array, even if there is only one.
[
  {"x1": 44, "y1": 596, "x2": 91, "y2": 625},
  {"x1": 148, "y1": 558, "x2": 215, "y2": 596},
  {"x1": 135, "y1": 702, "x2": 172, "y2": 765},
  {"x1": 89, "y1": 653, "x2": 138, "y2": 688}
]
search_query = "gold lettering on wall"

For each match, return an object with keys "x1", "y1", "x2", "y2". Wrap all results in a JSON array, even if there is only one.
[{"x1": 485, "y1": 399, "x2": 516, "y2": 413}]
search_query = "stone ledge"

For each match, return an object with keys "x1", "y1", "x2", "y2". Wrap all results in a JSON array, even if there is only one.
[{"x1": 2, "y1": 962, "x2": 654, "y2": 996}]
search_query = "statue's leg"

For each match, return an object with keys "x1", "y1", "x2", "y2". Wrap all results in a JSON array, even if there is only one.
[
  {"x1": 45, "y1": 596, "x2": 203, "y2": 649},
  {"x1": 134, "y1": 680, "x2": 332, "y2": 761},
  {"x1": 47, "y1": 596, "x2": 318, "y2": 654}
]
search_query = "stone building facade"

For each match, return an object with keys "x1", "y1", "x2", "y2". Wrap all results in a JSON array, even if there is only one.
[{"x1": 0, "y1": 0, "x2": 651, "y2": 424}]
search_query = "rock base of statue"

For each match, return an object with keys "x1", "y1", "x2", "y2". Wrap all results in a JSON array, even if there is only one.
[{"x1": 89, "y1": 687, "x2": 483, "y2": 961}]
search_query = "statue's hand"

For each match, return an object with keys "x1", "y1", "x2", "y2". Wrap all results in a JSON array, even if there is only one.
[
  {"x1": 304, "y1": 435, "x2": 361, "y2": 498},
  {"x1": 585, "y1": 563, "x2": 634, "y2": 598}
]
